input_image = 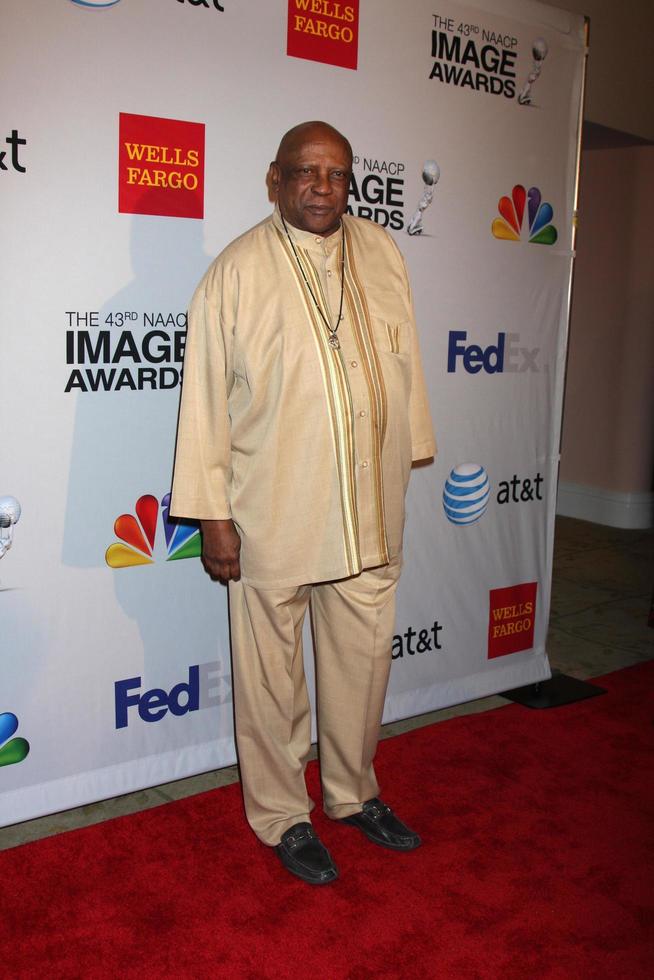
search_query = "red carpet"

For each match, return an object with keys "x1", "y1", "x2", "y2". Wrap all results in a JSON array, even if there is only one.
[{"x1": 2, "y1": 662, "x2": 653, "y2": 979}]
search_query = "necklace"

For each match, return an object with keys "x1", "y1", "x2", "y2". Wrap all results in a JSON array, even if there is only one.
[{"x1": 280, "y1": 212, "x2": 345, "y2": 350}]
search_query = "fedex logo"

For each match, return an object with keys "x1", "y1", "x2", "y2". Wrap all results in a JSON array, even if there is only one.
[
  {"x1": 447, "y1": 331, "x2": 539, "y2": 374},
  {"x1": 114, "y1": 663, "x2": 231, "y2": 728}
]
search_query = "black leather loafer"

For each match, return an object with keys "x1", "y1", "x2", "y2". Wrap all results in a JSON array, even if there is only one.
[
  {"x1": 275, "y1": 822, "x2": 339, "y2": 884},
  {"x1": 340, "y1": 798, "x2": 422, "y2": 851}
]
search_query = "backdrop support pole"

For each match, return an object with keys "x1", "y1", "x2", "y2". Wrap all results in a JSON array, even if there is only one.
[{"x1": 501, "y1": 17, "x2": 595, "y2": 713}]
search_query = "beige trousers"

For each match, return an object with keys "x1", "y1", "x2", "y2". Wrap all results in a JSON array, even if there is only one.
[{"x1": 228, "y1": 558, "x2": 401, "y2": 846}]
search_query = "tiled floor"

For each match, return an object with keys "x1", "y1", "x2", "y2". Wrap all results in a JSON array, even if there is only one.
[{"x1": 1, "y1": 516, "x2": 651, "y2": 851}]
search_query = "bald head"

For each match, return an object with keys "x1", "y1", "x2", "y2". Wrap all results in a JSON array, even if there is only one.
[
  {"x1": 275, "y1": 121, "x2": 353, "y2": 170},
  {"x1": 270, "y1": 121, "x2": 353, "y2": 238}
]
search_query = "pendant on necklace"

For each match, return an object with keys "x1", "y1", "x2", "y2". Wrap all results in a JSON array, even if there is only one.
[{"x1": 328, "y1": 334, "x2": 340, "y2": 350}]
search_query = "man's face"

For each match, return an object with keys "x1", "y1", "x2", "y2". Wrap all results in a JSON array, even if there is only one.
[{"x1": 272, "y1": 129, "x2": 352, "y2": 238}]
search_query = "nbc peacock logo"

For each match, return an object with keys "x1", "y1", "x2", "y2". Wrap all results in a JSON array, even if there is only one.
[
  {"x1": 0, "y1": 713, "x2": 30, "y2": 768},
  {"x1": 105, "y1": 493, "x2": 201, "y2": 568},
  {"x1": 491, "y1": 184, "x2": 557, "y2": 245}
]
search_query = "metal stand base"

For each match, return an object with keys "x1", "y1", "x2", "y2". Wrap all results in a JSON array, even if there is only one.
[{"x1": 500, "y1": 671, "x2": 607, "y2": 708}]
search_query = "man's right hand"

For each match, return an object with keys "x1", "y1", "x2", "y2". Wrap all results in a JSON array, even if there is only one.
[{"x1": 200, "y1": 519, "x2": 241, "y2": 583}]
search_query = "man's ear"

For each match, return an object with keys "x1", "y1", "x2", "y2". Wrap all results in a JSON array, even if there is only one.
[{"x1": 269, "y1": 161, "x2": 280, "y2": 191}]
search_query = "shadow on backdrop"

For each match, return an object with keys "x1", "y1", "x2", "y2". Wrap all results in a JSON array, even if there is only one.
[{"x1": 60, "y1": 206, "x2": 231, "y2": 708}]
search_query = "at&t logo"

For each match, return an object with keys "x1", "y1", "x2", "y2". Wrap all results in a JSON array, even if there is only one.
[
  {"x1": 442, "y1": 464, "x2": 544, "y2": 524},
  {"x1": 176, "y1": 0, "x2": 224, "y2": 10},
  {"x1": 442, "y1": 464, "x2": 490, "y2": 525},
  {"x1": 0, "y1": 130, "x2": 27, "y2": 173},
  {"x1": 68, "y1": 1, "x2": 122, "y2": 7},
  {"x1": 447, "y1": 331, "x2": 539, "y2": 374},
  {"x1": 392, "y1": 620, "x2": 443, "y2": 660}
]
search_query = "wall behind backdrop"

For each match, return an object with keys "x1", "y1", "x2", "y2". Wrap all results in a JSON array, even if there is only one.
[{"x1": 1, "y1": 0, "x2": 585, "y2": 825}]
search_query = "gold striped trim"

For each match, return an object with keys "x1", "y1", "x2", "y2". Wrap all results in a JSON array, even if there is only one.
[
  {"x1": 343, "y1": 224, "x2": 389, "y2": 564},
  {"x1": 273, "y1": 226, "x2": 361, "y2": 576}
]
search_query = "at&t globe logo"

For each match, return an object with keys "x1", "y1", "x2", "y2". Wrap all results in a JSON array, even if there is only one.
[
  {"x1": 68, "y1": 1, "x2": 122, "y2": 8},
  {"x1": 443, "y1": 463, "x2": 490, "y2": 525}
]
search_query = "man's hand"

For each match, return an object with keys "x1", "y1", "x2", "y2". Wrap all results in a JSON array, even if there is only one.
[{"x1": 200, "y1": 519, "x2": 241, "y2": 583}]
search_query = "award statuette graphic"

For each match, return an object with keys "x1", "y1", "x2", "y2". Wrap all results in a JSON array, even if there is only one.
[
  {"x1": 0, "y1": 496, "x2": 21, "y2": 560},
  {"x1": 407, "y1": 159, "x2": 440, "y2": 236},
  {"x1": 517, "y1": 37, "x2": 548, "y2": 106}
]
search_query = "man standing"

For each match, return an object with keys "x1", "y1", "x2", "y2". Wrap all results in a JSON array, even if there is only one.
[{"x1": 171, "y1": 121, "x2": 435, "y2": 884}]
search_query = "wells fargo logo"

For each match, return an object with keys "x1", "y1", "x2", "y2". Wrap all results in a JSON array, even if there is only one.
[
  {"x1": 488, "y1": 582, "x2": 537, "y2": 659},
  {"x1": 118, "y1": 113, "x2": 205, "y2": 219},
  {"x1": 287, "y1": 0, "x2": 359, "y2": 70}
]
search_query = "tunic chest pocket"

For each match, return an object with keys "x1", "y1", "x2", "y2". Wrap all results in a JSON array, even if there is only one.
[
  {"x1": 385, "y1": 322, "x2": 402, "y2": 354},
  {"x1": 369, "y1": 315, "x2": 410, "y2": 357},
  {"x1": 367, "y1": 291, "x2": 411, "y2": 357}
]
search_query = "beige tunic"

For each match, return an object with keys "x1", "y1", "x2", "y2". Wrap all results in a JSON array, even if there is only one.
[{"x1": 171, "y1": 209, "x2": 435, "y2": 589}]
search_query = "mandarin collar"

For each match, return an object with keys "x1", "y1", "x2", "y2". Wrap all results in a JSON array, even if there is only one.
[{"x1": 272, "y1": 206, "x2": 344, "y2": 255}]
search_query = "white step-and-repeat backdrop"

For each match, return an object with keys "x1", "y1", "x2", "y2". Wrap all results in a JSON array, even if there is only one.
[{"x1": 1, "y1": 0, "x2": 585, "y2": 825}]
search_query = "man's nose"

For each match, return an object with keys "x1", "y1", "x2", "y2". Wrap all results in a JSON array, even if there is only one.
[{"x1": 312, "y1": 171, "x2": 332, "y2": 194}]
